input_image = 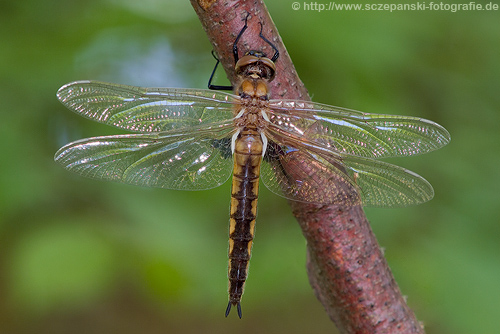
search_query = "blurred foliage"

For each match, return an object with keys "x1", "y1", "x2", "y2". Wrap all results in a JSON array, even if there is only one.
[{"x1": 0, "y1": 0, "x2": 499, "y2": 333}]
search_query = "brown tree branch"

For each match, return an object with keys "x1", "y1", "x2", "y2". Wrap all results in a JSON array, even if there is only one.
[{"x1": 190, "y1": 1, "x2": 425, "y2": 333}]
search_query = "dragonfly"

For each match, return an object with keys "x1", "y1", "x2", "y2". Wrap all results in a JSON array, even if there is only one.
[{"x1": 54, "y1": 15, "x2": 450, "y2": 318}]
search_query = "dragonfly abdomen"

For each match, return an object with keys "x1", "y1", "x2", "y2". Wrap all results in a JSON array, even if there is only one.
[{"x1": 226, "y1": 128, "x2": 263, "y2": 318}]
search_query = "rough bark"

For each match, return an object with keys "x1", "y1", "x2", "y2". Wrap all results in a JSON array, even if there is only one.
[{"x1": 190, "y1": 1, "x2": 425, "y2": 333}]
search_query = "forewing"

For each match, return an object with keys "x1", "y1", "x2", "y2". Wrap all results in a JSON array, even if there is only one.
[
  {"x1": 268, "y1": 100, "x2": 450, "y2": 158},
  {"x1": 54, "y1": 125, "x2": 235, "y2": 190},
  {"x1": 57, "y1": 80, "x2": 238, "y2": 132},
  {"x1": 262, "y1": 129, "x2": 434, "y2": 207}
]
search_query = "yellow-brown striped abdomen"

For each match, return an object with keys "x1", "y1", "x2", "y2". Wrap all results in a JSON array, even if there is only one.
[{"x1": 226, "y1": 127, "x2": 263, "y2": 318}]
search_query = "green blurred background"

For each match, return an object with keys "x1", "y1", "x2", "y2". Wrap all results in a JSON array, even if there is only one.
[{"x1": 1, "y1": 0, "x2": 498, "y2": 333}]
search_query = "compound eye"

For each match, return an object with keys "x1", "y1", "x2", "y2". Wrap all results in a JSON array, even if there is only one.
[{"x1": 235, "y1": 55, "x2": 258, "y2": 75}]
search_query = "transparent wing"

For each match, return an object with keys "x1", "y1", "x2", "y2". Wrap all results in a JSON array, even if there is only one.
[
  {"x1": 54, "y1": 125, "x2": 235, "y2": 190},
  {"x1": 261, "y1": 129, "x2": 434, "y2": 207},
  {"x1": 57, "y1": 80, "x2": 238, "y2": 132},
  {"x1": 268, "y1": 100, "x2": 451, "y2": 159},
  {"x1": 261, "y1": 142, "x2": 362, "y2": 206}
]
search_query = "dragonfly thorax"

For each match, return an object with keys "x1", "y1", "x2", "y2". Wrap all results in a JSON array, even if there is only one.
[
  {"x1": 235, "y1": 51, "x2": 276, "y2": 102},
  {"x1": 237, "y1": 78, "x2": 270, "y2": 101}
]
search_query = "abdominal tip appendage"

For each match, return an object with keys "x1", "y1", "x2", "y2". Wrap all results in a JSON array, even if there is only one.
[{"x1": 225, "y1": 301, "x2": 242, "y2": 319}]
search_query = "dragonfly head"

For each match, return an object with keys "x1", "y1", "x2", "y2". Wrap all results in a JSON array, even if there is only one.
[{"x1": 235, "y1": 51, "x2": 276, "y2": 82}]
